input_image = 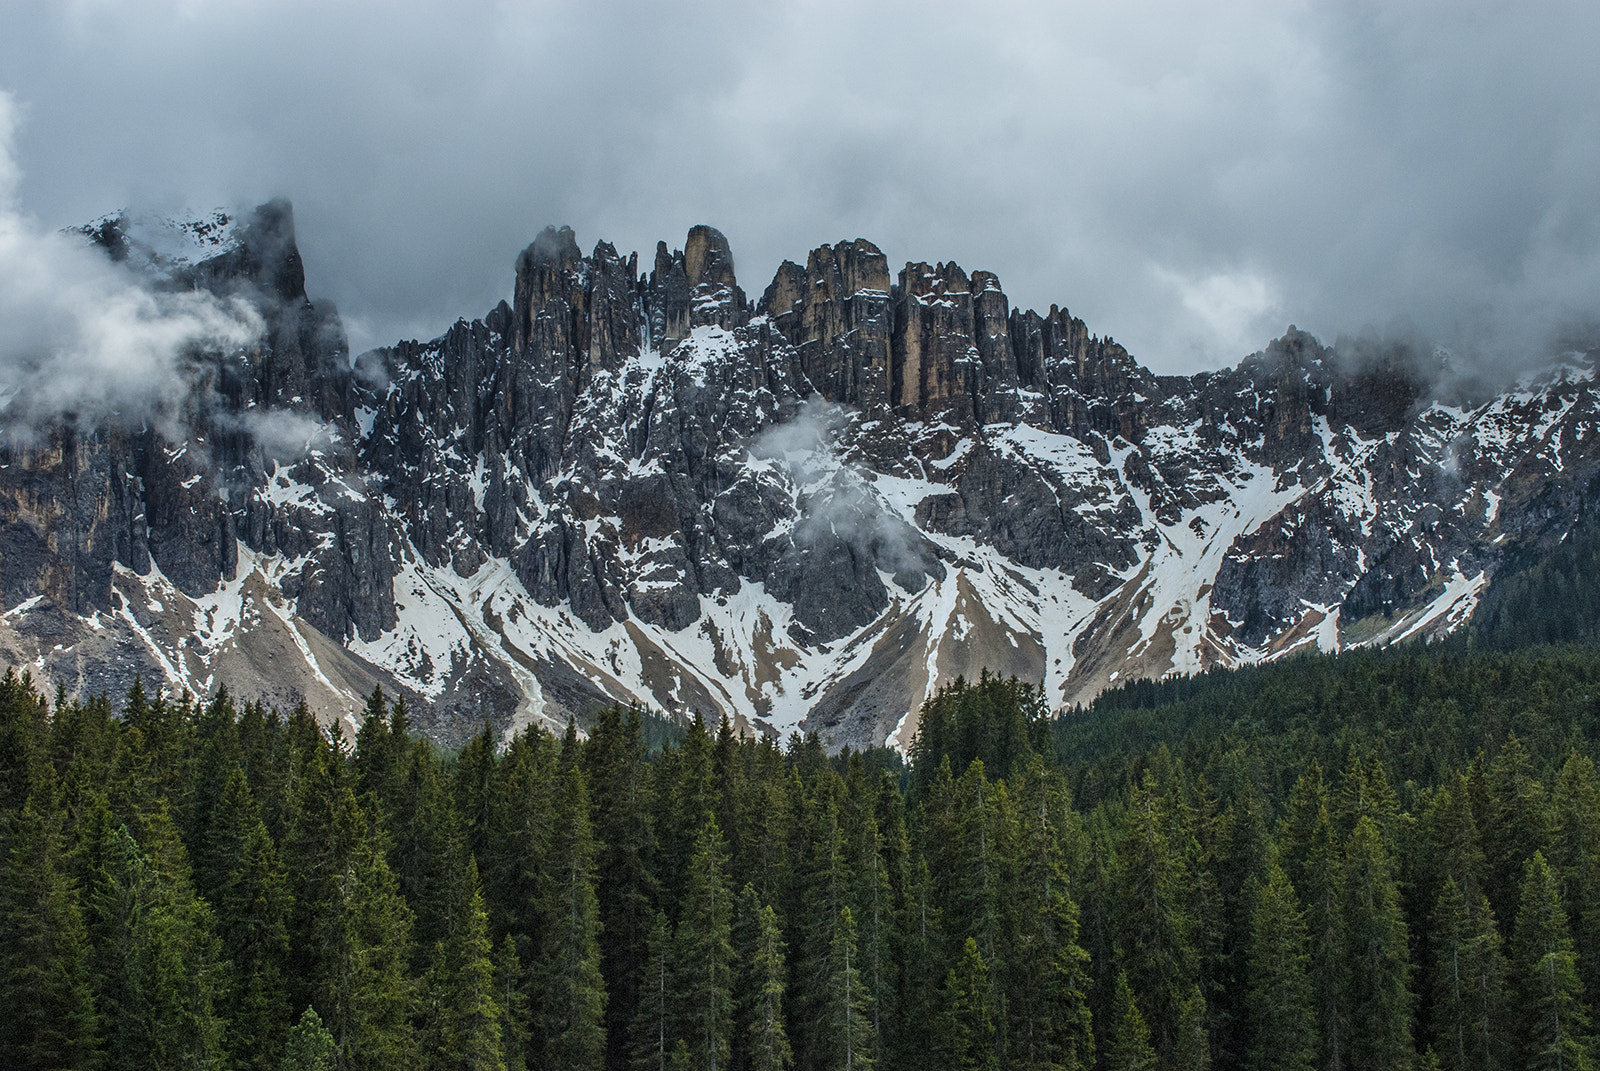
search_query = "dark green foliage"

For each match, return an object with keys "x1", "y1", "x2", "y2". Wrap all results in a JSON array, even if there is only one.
[
  {"x1": 1511, "y1": 852, "x2": 1595, "y2": 1071},
  {"x1": 1106, "y1": 970, "x2": 1158, "y2": 1071},
  {"x1": 1469, "y1": 515, "x2": 1600, "y2": 650},
  {"x1": 24, "y1": 633, "x2": 1600, "y2": 1071},
  {"x1": 1338, "y1": 817, "x2": 1414, "y2": 1071},
  {"x1": 80, "y1": 806, "x2": 229, "y2": 1071},
  {"x1": 745, "y1": 901, "x2": 794, "y2": 1071},
  {"x1": 939, "y1": 937, "x2": 996, "y2": 1071},
  {"x1": 585, "y1": 704, "x2": 657, "y2": 1071},
  {"x1": 820, "y1": 907, "x2": 874, "y2": 1071},
  {"x1": 677, "y1": 813, "x2": 735, "y2": 1071},
  {"x1": 535, "y1": 755, "x2": 606, "y2": 1071},
  {"x1": 1429, "y1": 877, "x2": 1507, "y2": 1071},
  {"x1": 418, "y1": 852, "x2": 504, "y2": 1071},
  {"x1": 1244, "y1": 862, "x2": 1315, "y2": 1071},
  {"x1": 909, "y1": 671, "x2": 1047, "y2": 797},
  {"x1": 0, "y1": 787, "x2": 99, "y2": 1070},
  {"x1": 629, "y1": 910, "x2": 674, "y2": 1071},
  {"x1": 282, "y1": 1006, "x2": 337, "y2": 1071}
]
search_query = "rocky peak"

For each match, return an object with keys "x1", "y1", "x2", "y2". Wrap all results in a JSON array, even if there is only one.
[
  {"x1": 12, "y1": 210, "x2": 1600, "y2": 753},
  {"x1": 760, "y1": 238, "x2": 894, "y2": 414},
  {"x1": 190, "y1": 198, "x2": 306, "y2": 304},
  {"x1": 892, "y1": 260, "x2": 982, "y2": 429}
]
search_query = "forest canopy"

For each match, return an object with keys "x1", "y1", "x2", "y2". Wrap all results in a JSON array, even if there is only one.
[{"x1": 5, "y1": 639, "x2": 1600, "y2": 1070}]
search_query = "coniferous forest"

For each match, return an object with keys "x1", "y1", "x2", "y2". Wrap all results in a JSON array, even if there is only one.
[{"x1": 9, "y1": 640, "x2": 1600, "y2": 1070}]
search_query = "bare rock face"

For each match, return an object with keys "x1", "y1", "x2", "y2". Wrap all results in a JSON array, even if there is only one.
[
  {"x1": 5, "y1": 207, "x2": 1600, "y2": 751},
  {"x1": 764, "y1": 239, "x2": 895, "y2": 415}
]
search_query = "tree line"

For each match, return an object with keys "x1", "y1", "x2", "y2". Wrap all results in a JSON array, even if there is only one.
[{"x1": 5, "y1": 644, "x2": 1600, "y2": 1070}]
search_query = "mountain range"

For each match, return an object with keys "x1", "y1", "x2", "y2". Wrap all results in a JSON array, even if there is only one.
[{"x1": 2, "y1": 201, "x2": 1596, "y2": 749}]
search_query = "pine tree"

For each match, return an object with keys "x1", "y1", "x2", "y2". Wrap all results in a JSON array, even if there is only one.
[
  {"x1": 844, "y1": 775, "x2": 895, "y2": 1070},
  {"x1": 1338, "y1": 816, "x2": 1414, "y2": 1071},
  {"x1": 795, "y1": 777, "x2": 851, "y2": 1071},
  {"x1": 1510, "y1": 851, "x2": 1595, "y2": 1071},
  {"x1": 747, "y1": 902, "x2": 794, "y2": 1071},
  {"x1": 0, "y1": 788, "x2": 99, "y2": 1070},
  {"x1": 1278, "y1": 767, "x2": 1346, "y2": 1071},
  {"x1": 0, "y1": 667, "x2": 46, "y2": 819},
  {"x1": 1105, "y1": 970, "x2": 1158, "y2": 1071},
  {"x1": 676, "y1": 814, "x2": 734, "y2": 1071},
  {"x1": 1429, "y1": 877, "x2": 1507, "y2": 1071},
  {"x1": 207, "y1": 769, "x2": 293, "y2": 1071},
  {"x1": 80, "y1": 807, "x2": 229, "y2": 1071},
  {"x1": 536, "y1": 756, "x2": 606, "y2": 1071},
  {"x1": 492, "y1": 936, "x2": 531, "y2": 1071},
  {"x1": 1116, "y1": 777, "x2": 1199, "y2": 1067},
  {"x1": 939, "y1": 937, "x2": 996, "y2": 1071},
  {"x1": 1550, "y1": 752, "x2": 1600, "y2": 1007},
  {"x1": 1172, "y1": 982, "x2": 1210, "y2": 1071},
  {"x1": 392, "y1": 737, "x2": 457, "y2": 958},
  {"x1": 1485, "y1": 736, "x2": 1553, "y2": 924},
  {"x1": 1244, "y1": 862, "x2": 1316, "y2": 1071},
  {"x1": 353, "y1": 686, "x2": 406, "y2": 824},
  {"x1": 1427, "y1": 774, "x2": 1488, "y2": 902},
  {"x1": 585, "y1": 704, "x2": 659, "y2": 1071},
  {"x1": 951, "y1": 759, "x2": 1002, "y2": 966},
  {"x1": 894, "y1": 855, "x2": 945, "y2": 1071},
  {"x1": 284, "y1": 750, "x2": 416, "y2": 1071},
  {"x1": 820, "y1": 907, "x2": 874, "y2": 1071},
  {"x1": 1006, "y1": 757, "x2": 1094, "y2": 1071},
  {"x1": 490, "y1": 726, "x2": 559, "y2": 946},
  {"x1": 419, "y1": 851, "x2": 505, "y2": 1071},
  {"x1": 630, "y1": 911, "x2": 674, "y2": 1071},
  {"x1": 282, "y1": 1006, "x2": 338, "y2": 1071}
]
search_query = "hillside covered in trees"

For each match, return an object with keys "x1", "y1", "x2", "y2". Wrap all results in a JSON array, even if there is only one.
[{"x1": 8, "y1": 640, "x2": 1600, "y2": 1070}]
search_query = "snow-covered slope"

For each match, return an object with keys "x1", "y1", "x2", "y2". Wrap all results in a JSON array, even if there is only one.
[{"x1": 4, "y1": 208, "x2": 1597, "y2": 749}]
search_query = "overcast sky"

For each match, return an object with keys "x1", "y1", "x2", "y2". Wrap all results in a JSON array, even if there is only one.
[{"x1": 1, "y1": 0, "x2": 1596, "y2": 373}]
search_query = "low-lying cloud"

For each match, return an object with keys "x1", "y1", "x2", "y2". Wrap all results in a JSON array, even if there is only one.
[
  {"x1": 3, "y1": 4, "x2": 1598, "y2": 379},
  {"x1": 0, "y1": 91, "x2": 261, "y2": 437},
  {"x1": 752, "y1": 398, "x2": 937, "y2": 586}
]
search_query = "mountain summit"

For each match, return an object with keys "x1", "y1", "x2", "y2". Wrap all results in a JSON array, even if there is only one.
[{"x1": 2, "y1": 204, "x2": 1596, "y2": 748}]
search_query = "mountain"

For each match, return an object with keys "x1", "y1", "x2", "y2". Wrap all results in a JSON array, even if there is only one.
[{"x1": 2, "y1": 202, "x2": 1597, "y2": 749}]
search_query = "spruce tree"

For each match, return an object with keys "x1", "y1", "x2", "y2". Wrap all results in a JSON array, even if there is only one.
[
  {"x1": 820, "y1": 907, "x2": 874, "y2": 1071},
  {"x1": 419, "y1": 851, "x2": 505, "y2": 1071},
  {"x1": 536, "y1": 756, "x2": 606, "y2": 1071},
  {"x1": 1116, "y1": 777, "x2": 1199, "y2": 1067},
  {"x1": 207, "y1": 769, "x2": 293, "y2": 1071},
  {"x1": 494, "y1": 936, "x2": 531, "y2": 1071},
  {"x1": 1338, "y1": 816, "x2": 1414, "y2": 1071},
  {"x1": 80, "y1": 808, "x2": 229, "y2": 1071},
  {"x1": 1244, "y1": 862, "x2": 1316, "y2": 1071},
  {"x1": 282, "y1": 1006, "x2": 338, "y2": 1071},
  {"x1": 747, "y1": 902, "x2": 794, "y2": 1071},
  {"x1": 284, "y1": 750, "x2": 416, "y2": 1071},
  {"x1": 676, "y1": 814, "x2": 734, "y2": 1071},
  {"x1": 1105, "y1": 970, "x2": 1158, "y2": 1071},
  {"x1": 585, "y1": 704, "x2": 658, "y2": 1071},
  {"x1": 844, "y1": 778, "x2": 895, "y2": 1070},
  {"x1": 1550, "y1": 752, "x2": 1600, "y2": 1006},
  {"x1": 1511, "y1": 851, "x2": 1595, "y2": 1071},
  {"x1": 0, "y1": 789, "x2": 99, "y2": 1070},
  {"x1": 1006, "y1": 757, "x2": 1094, "y2": 1071},
  {"x1": 630, "y1": 910, "x2": 674, "y2": 1071},
  {"x1": 939, "y1": 937, "x2": 996, "y2": 1071},
  {"x1": 1485, "y1": 736, "x2": 1553, "y2": 924},
  {"x1": 1430, "y1": 877, "x2": 1507, "y2": 1071}
]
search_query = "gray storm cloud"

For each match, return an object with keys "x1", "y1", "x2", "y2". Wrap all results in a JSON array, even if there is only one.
[
  {"x1": 0, "y1": 92, "x2": 261, "y2": 435},
  {"x1": 2, "y1": 2, "x2": 1598, "y2": 376}
]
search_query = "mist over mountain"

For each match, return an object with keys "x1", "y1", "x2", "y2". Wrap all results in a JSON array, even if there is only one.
[{"x1": 3, "y1": 202, "x2": 1597, "y2": 749}]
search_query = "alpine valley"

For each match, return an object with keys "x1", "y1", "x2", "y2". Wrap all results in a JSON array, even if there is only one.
[{"x1": 3, "y1": 202, "x2": 1596, "y2": 749}]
